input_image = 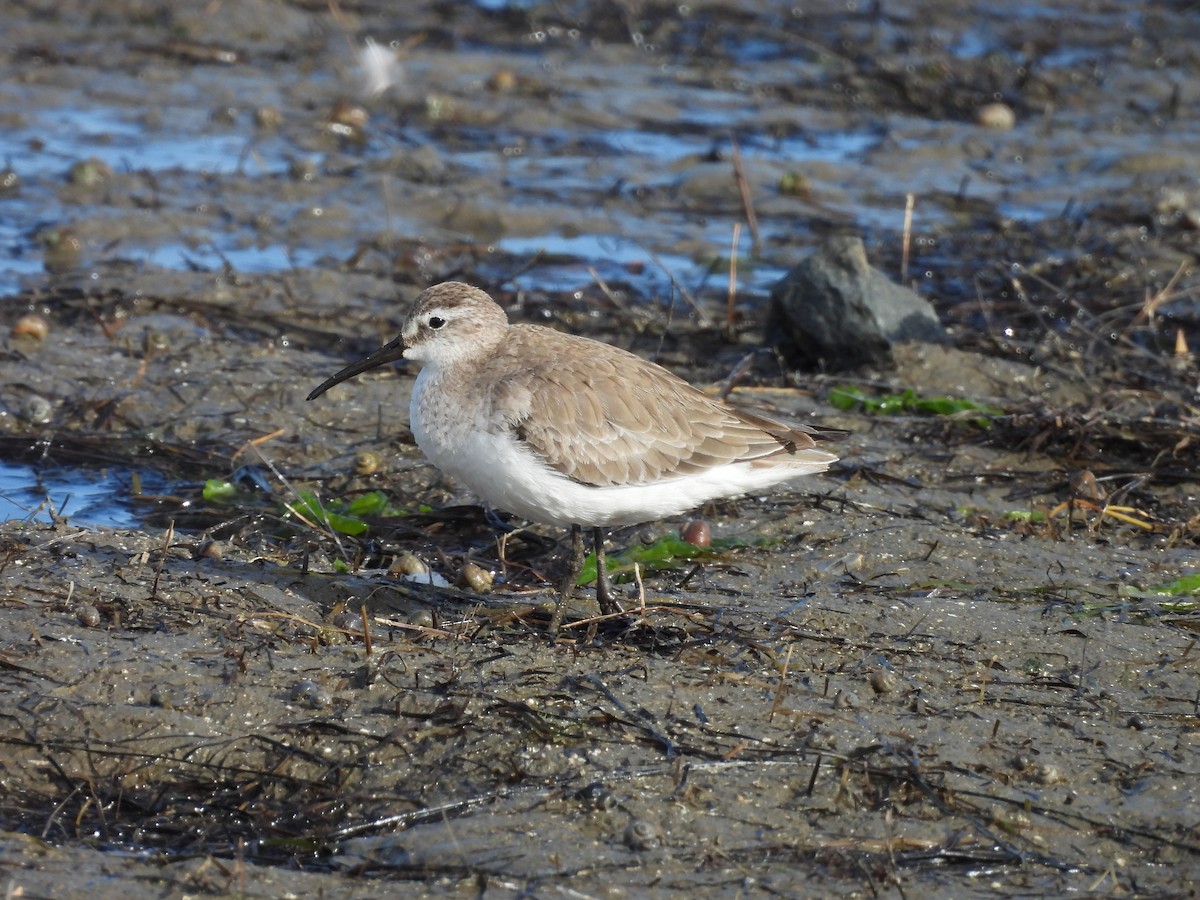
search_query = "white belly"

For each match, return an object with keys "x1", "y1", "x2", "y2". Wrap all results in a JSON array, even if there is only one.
[{"x1": 409, "y1": 370, "x2": 824, "y2": 529}]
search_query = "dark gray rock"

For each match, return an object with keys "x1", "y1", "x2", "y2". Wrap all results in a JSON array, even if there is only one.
[{"x1": 768, "y1": 235, "x2": 946, "y2": 370}]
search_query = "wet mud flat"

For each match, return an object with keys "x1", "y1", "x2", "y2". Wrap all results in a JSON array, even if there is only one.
[{"x1": 2, "y1": 0, "x2": 1199, "y2": 897}]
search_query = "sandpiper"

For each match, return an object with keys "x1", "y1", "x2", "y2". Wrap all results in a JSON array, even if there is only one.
[{"x1": 308, "y1": 282, "x2": 839, "y2": 631}]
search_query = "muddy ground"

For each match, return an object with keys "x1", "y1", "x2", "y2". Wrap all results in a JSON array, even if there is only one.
[{"x1": 1, "y1": 1, "x2": 1199, "y2": 897}]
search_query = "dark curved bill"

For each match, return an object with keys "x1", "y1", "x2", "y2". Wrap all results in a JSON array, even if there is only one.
[{"x1": 306, "y1": 335, "x2": 406, "y2": 401}]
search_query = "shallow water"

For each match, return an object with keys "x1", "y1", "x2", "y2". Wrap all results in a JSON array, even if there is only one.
[{"x1": 0, "y1": 460, "x2": 155, "y2": 527}]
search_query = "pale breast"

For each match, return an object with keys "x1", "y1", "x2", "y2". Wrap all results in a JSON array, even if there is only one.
[{"x1": 409, "y1": 367, "x2": 482, "y2": 472}]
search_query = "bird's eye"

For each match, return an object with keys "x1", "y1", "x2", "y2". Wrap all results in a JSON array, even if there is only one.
[{"x1": 428, "y1": 316, "x2": 446, "y2": 329}]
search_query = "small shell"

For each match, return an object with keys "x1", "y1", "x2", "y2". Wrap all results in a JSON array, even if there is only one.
[
  {"x1": 354, "y1": 450, "x2": 384, "y2": 476},
  {"x1": 833, "y1": 690, "x2": 859, "y2": 710},
  {"x1": 22, "y1": 395, "x2": 53, "y2": 425},
  {"x1": 11, "y1": 313, "x2": 49, "y2": 341},
  {"x1": 1033, "y1": 763, "x2": 1065, "y2": 785},
  {"x1": 333, "y1": 611, "x2": 365, "y2": 633},
  {"x1": 290, "y1": 679, "x2": 331, "y2": 709},
  {"x1": 408, "y1": 609, "x2": 434, "y2": 629},
  {"x1": 76, "y1": 604, "x2": 102, "y2": 627},
  {"x1": 389, "y1": 552, "x2": 430, "y2": 577},
  {"x1": 457, "y1": 562, "x2": 494, "y2": 593},
  {"x1": 868, "y1": 668, "x2": 899, "y2": 695},
  {"x1": 574, "y1": 782, "x2": 617, "y2": 811},
  {"x1": 196, "y1": 539, "x2": 223, "y2": 561},
  {"x1": 623, "y1": 818, "x2": 662, "y2": 851}
]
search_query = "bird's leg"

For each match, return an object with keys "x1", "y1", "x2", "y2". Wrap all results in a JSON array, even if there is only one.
[
  {"x1": 593, "y1": 526, "x2": 622, "y2": 615},
  {"x1": 549, "y1": 524, "x2": 585, "y2": 634}
]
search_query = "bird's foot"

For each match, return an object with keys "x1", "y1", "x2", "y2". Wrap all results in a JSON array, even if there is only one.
[
  {"x1": 593, "y1": 526, "x2": 624, "y2": 616},
  {"x1": 548, "y1": 524, "x2": 585, "y2": 635}
]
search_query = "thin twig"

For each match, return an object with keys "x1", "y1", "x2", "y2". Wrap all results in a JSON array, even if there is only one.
[
  {"x1": 769, "y1": 643, "x2": 793, "y2": 722},
  {"x1": 634, "y1": 562, "x2": 646, "y2": 614},
  {"x1": 641, "y1": 246, "x2": 708, "y2": 323},
  {"x1": 151, "y1": 520, "x2": 175, "y2": 599},
  {"x1": 1130, "y1": 257, "x2": 1189, "y2": 330},
  {"x1": 230, "y1": 427, "x2": 286, "y2": 463},
  {"x1": 901, "y1": 192, "x2": 915, "y2": 282},
  {"x1": 360, "y1": 602, "x2": 373, "y2": 656},
  {"x1": 726, "y1": 222, "x2": 741, "y2": 342},
  {"x1": 588, "y1": 266, "x2": 628, "y2": 311},
  {"x1": 729, "y1": 135, "x2": 760, "y2": 252}
]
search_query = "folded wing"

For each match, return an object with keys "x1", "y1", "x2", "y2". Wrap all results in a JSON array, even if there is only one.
[{"x1": 488, "y1": 327, "x2": 836, "y2": 487}]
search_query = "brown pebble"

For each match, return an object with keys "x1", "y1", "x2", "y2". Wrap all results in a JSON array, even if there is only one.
[
  {"x1": 76, "y1": 604, "x2": 101, "y2": 627},
  {"x1": 681, "y1": 519, "x2": 711, "y2": 546},
  {"x1": 11, "y1": 313, "x2": 49, "y2": 341}
]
